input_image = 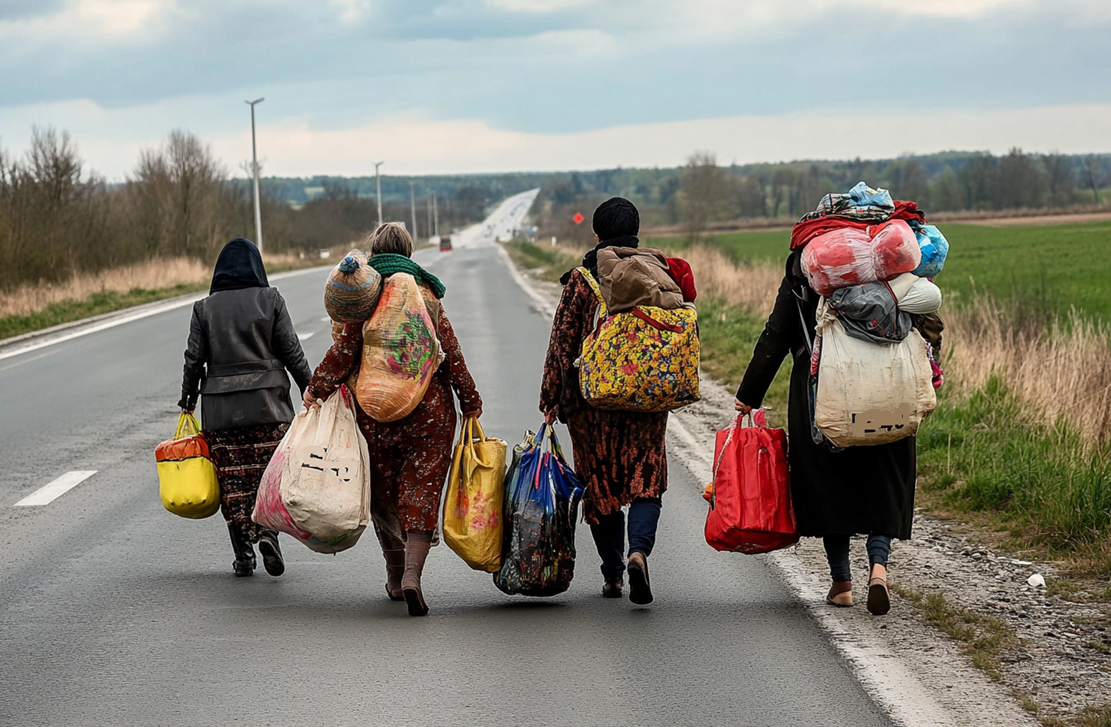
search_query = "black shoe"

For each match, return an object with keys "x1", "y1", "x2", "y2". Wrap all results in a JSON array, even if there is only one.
[
  {"x1": 257, "y1": 531, "x2": 285, "y2": 577},
  {"x1": 228, "y1": 524, "x2": 256, "y2": 577},
  {"x1": 403, "y1": 586, "x2": 429, "y2": 617},
  {"x1": 602, "y1": 579, "x2": 624, "y2": 598},
  {"x1": 627, "y1": 552, "x2": 653, "y2": 605}
]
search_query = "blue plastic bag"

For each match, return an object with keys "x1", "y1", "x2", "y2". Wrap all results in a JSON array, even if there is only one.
[
  {"x1": 493, "y1": 424, "x2": 584, "y2": 597},
  {"x1": 912, "y1": 225, "x2": 949, "y2": 278},
  {"x1": 848, "y1": 181, "x2": 894, "y2": 210}
]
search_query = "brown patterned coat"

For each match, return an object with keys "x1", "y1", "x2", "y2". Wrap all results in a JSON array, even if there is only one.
[
  {"x1": 540, "y1": 269, "x2": 669, "y2": 523},
  {"x1": 307, "y1": 287, "x2": 482, "y2": 534}
]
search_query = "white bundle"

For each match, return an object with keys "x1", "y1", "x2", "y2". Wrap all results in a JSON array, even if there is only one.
[{"x1": 888, "y1": 273, "x2": 942, "y2": 315}]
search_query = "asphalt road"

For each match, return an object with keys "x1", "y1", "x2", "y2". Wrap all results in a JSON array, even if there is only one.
[{"x1": 0, "y1": 237, "x2": 893, "y2": 726}]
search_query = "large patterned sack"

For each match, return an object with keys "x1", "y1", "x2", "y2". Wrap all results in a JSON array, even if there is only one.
[
  {"x1": 252, "y1": 385, "x2": 371, "y2": 554},
  {"x1": 577, "y1": 268, "x2": 700, "y2": 412},
  {"x1": 324, "y1": 250, "x2": 382, "y2": 323},
  {"x1": 801, "y1": 219, "x2": 921, "y2": 296},
  {"x1": 356, "y1": 273, "x2": 442, "y2": 422}
]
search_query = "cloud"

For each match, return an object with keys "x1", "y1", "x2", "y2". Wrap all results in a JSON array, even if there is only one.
[
  {"x1": 485, "y1": 0, "x2": 591, "y2": 12},
  {"x1": 0, "y1": 0, "x2": 176, "y2": 36}
]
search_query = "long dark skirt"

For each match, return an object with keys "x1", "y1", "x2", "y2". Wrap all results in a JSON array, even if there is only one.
[
  {"x1": 786, "y1": 350, "x2": 917, "y2": 540},
  {"x1": 207, "y1": 422, "x2": 290, "y2": 542}
]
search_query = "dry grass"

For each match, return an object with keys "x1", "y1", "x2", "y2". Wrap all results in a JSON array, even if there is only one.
[
  {"x1": 681, "y1": 245, "x2": 781, "y2": 314},
  {"x1": 946, "y1": 299, "x2": 1111, "y2": 448},
  {"x1": 0, "y1": 257, "x2": 208, "y2": 319},
  {"x1": 0, "y1": 252, "x2": 319, "y2": 321}
]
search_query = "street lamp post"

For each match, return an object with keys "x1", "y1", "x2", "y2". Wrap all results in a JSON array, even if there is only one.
[
  {"x1": 408, "y1": 181, "x2": 418, "y2": 239},
  {"x1": 375, "y1": 160, "x2": 385, "y2": 227},
  {"x1": 433, "y1": 193, "x2": 439, "y2": 237},
  {"x1": 245, "y1": 97, "x2": 265, "y2": 254},
  {"x1": 426, "y1": 192, "x2": 432, "y2": 242}
]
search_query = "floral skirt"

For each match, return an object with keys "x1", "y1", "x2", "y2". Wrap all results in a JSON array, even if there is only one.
[{"x1": 207, "y1": 422, "x2": 289, "y2": 542}]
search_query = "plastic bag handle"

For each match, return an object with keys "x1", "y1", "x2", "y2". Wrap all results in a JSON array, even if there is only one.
[
  {"x1": 459, "y1": 415, "x2": 497, "y2": 470},
  {"x1": 176, "y1": 412, "x2": 201, "y2": 439}
]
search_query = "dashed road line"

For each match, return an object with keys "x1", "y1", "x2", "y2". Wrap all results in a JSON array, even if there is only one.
[
  {"x1": 15, "y1": 471, "x2": 98, "y2": 507},
  {"x1": 297, "y1": 332, "x2": 316, "y2": 341}
]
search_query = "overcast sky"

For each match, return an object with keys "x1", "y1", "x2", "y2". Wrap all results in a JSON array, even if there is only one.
[{"x1": 1, "y1": 0, "x2": 1109, "y2": 179}]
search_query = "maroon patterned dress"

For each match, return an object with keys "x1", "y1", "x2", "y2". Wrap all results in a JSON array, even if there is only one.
[
  {"x1": 307, "y1": 290, "x2": 482, "y2": 533},
  {"x1": 540, "y1": 270, "x2": 668, "y2": 523}
]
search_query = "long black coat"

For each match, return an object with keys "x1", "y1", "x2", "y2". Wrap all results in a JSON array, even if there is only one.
[{"x1": 736, "y1": 252, "x2": 917, "y2": 540}]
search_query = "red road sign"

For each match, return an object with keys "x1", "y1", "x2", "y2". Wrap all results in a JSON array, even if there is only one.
[{"x1": 573, "y1": 212, "x2": 584, "y2": 225}]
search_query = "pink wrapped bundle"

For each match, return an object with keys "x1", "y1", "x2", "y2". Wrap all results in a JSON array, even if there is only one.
[{"x1": 801, "y1": 220, "x2": 921, "y2": 296}]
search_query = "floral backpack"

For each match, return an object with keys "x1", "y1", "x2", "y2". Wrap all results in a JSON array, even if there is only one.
[{"x1": 575, "y1": 268, "x2": 700, "y2": 413}]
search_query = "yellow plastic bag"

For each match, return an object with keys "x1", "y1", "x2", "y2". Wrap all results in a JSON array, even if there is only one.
[
  {"x1": 156, "y1": 412, "x2": 220, "y2": 519},
  {"x1": 443, "y1": 417, "x2": 507, "y2": 572}
]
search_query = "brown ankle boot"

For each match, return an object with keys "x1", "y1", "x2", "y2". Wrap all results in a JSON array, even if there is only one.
[{"x1": 402, "y1": 531, "x2": 432, "y2": 616}]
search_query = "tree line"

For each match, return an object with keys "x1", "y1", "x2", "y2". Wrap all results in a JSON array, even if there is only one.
[
  {"x1": 0, "y1": 128, "x2": 504, "y2": 292},
  {"x1": 526, "y1": 149, "x2": 1111, "y2": 243}
]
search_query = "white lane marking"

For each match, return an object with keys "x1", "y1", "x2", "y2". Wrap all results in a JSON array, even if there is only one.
[
  {"x1": 319, "y1": 316, "x2": 331, "y2": 322},
  {"x1": 15, "y1": 471, "x2": 98, "y2": 507},
  {"x1": 0, "y1": 266, "x2": 330, "y2": 363},
  {"x1": 297, "y1": 332, "x2": 315, "y2": 341}
]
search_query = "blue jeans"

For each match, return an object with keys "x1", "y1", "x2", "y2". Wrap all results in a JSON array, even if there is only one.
[
  {"x1": 822, "y1": 534, "x2": 892, "y2": 583},
  {"x1": 589, "y1": 497, "x2": 662, "y2": 582}
]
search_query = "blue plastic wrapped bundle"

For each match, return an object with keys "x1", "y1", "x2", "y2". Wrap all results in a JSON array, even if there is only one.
[
  {"x1": 494, "y1": 424, "x2": 584, "y2": 597},
  {"x1": 911, "y1": 225, "x2": 949, "y2": 278}
]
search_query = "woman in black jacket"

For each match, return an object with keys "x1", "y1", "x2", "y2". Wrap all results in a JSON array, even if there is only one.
[
  {"x1": 734, "y1": 251, "x2": 919, "y2": 615},
  {"x1": 180, "y1": 238, "x2": 312, "y2": 577}
]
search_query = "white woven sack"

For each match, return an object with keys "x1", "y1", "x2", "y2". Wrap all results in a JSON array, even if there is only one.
[
  {"x1": 277, "y1": 388, "x2": 371, "y2": 553},
  {"x1": 814, "y1": 303, "x2": 936, "y2": 447}
]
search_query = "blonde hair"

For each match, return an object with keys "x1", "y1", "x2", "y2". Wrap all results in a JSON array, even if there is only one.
[{"x1": 370, "y1": 222, "x2": 413, "y2": 258}]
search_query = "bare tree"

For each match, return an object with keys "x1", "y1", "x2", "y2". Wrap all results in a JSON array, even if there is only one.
[
  {"x1": 1082, "y1": 155, "x2": 1104, "y2": 205},
  {"x1": 678, "y1": 151, "x2": 728, "y2": 242},
  {"x1": 1042, "y1": 152, "x2": 1075, "y2": 207}
]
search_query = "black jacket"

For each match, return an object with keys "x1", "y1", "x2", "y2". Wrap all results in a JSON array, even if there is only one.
[
  {"x1": 736, "y1": 251, "x2": 918, "y2": 540},
  {"x1": 180, "y1": 287, "x2": 312, "y2": 431}
]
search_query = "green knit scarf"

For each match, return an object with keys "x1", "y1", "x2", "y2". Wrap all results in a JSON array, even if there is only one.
[{"x1": 368, "y1": 253, "x2": 446, "y2": 299}]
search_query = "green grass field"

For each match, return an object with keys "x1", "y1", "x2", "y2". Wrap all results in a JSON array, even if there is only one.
[{"x1": 651, "y1": 219, "x2": 1111, "y2": 322}]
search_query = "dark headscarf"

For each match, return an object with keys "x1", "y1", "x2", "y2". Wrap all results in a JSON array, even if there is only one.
[{"x1": 210, "y1": 238, "x2": 269, "y2": 294}]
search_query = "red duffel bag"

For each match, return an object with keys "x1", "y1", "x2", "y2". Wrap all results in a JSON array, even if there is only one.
[{"x1": 705, "y1": 412, "x2": 798, "y2": 554}]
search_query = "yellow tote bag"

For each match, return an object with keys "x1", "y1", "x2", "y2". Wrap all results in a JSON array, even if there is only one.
[
  {"x1": 443, "y1": 417, "x2": 507, "y2": 572},
  {"x1": 156, "y1": 412, "x2": 221, "y2": 519}
]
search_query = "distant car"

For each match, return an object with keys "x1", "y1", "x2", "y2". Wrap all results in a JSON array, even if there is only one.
[{"x1": 439, "y1": 235, "x2": 453, "y2": 252}]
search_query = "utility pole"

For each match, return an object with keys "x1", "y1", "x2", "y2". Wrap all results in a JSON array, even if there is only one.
[
  {"x1": 245, "y1": 97, "x2": 265, "y2": 254},
  {"x1": 426, "y1": 192, "x2": 432, "y2": 241},
  {"x1": 375, "y1": 160, "x2": 385, "y2": 226},
  {"x1": 433, "y1": 193, "x2": 439, "y2": 237},
  {"x1": 409, "y1": 181, "x2": 418, "y2": 239}
]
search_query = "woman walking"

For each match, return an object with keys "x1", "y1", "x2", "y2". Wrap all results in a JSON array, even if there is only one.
[
  {"x1": 540, "y1": 197, "x2": 668, "y2": 606},
  {"x1": 305, "y1": 223, "x2": 482, "y2": 617},
  {"x1": 180, "y1": 237, "x2": 312, "y2": 578},
  {"x1": 733, "y1": 251, "x2": 923, "y2": 615}
]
